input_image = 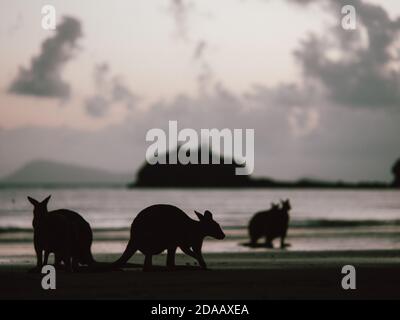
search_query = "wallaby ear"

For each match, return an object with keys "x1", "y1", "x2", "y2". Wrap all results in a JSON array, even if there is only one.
[
  {"x1": 42, "y1": 195, "x2": 51, "y2": 206},
  {"x1": 194, "y1": 211, "x2": 204, "y2": 221},
  {"x1": 204, "y1": 210, "x2": 213, "y2": 220},
  {"x1": 27, "y1": 196, "x2": 39, "y2": 206}
]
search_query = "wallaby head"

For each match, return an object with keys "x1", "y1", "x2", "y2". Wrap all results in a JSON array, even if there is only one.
[
  {"x1": 280, "y1": 199, "x2": 291, "y2": 212},
  {"x1": 194, "y1": 210, "x2": 225, "y2": 240},
  {"x1": 27, "y1": 195, "x2": 51, "y2": 218},
  {"x1": 270, "y1": 203, "x2": 279, "y2": 210}
]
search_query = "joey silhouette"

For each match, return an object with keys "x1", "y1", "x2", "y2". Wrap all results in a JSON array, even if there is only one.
[
  {"x1": 248, "y1": 199, "x2": 291, "y2": 249},
  {"x1": 28, "y1": 195, "x2": 102, "y2": 272},
  {"x1": 114, "y1": 204, "x2": 225, "y2": 271}
]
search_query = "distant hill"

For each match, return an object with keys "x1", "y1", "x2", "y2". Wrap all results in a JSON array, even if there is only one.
[{"x1": 0, "y1": 160, "x2": 132, "y2": 187}]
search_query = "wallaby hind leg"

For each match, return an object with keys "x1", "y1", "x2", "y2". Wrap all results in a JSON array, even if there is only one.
[
  {"x1": 166, "y1": 247, "x2": 177, "y2": 269},
  {"x1": 54, "y1": 254, "x2": 63, "y2": 270},
  {"x1": 64, "y1": 256, "x2": 73, "y2": 273},
  {"x1": 72, "y1": 257, "x2": 79, "y2": 272},
  {"x1": 43, "y1": 251, "x2": 50, "y2": 265},
  {"x1": 143, "y1": 254, "x2": 153, "y2": 272},
  {"x1": 28, "y1": 245, "x2": 43, "y2": 273},
  {"x1": 250, "y1": 235, "x2": 259, "y2": 246},
  {"x1": 193, "y1": 244, "x2": 207, "y2": 269},
  {"x1": 280, "y1": 236, "x2": 286, "y2": 249},
  {"x1": 180, "y1": 245, "x2": 197, "y2": 260},
  {"x1": 280, "y1": 236, "x2": 290, "y2": 249},
  {"x1": 265, "y1": 237, "x2": 274, "y2": 248}
]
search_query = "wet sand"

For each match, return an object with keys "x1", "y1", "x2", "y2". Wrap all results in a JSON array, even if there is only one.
[{"x1": 1, "y1": 250, "x2": 400, "y2": 299}]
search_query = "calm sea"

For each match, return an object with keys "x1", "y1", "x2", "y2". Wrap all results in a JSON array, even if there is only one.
[{"x1": 0, "y1": 188, "x2": 400, "y2": 253}]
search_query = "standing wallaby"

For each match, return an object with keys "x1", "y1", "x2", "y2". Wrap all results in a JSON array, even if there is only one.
[
  {"x1": 114, "y1": 204, "x2": 225, "y2": 271},
  {"x1": 28, "y1": 196, "x2": 76, "y2": 272},
  {"x1": 248, "y1": 199, "x2": 291, "y2": 249},
  {"x1": 28, "y1": 195, "x2": 98, "y2": 272}
]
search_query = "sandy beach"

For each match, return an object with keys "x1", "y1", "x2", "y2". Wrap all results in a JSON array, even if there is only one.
[
  {"x1": 1, "y1": 189, "x2": 400, "y2": 299},
  {"x1": 1, "y1": 250, "x2": 400, "y2": 299}
]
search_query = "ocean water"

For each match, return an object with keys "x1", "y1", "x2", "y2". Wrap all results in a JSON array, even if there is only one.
[{"x1": 0, "y1": 188, "x2": 400, "y2": 253}]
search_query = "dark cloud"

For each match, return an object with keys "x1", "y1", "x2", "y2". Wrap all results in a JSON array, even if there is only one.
[
  {"x1": 84, "y1": 63, "x2": 138, "y2": 117},
  {"x1": 291, "y1": 0, "x2": 400, "y2": 109},
  {"x1": 8, "y1": 16, "x2": 82, "y2": 99},
  {"x1": 2, "y1": 82, "x2": 399, "y2": 181}
]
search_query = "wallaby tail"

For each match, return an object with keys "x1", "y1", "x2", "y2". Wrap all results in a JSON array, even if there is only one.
[
  {"x1": 78, "y1": 251, "x2": 119, "y2": 271},
  {"x1": 113, "y1": 238, "x2": 137, "y2": 267}
]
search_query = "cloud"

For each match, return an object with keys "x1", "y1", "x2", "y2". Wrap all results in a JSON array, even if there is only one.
[
  {"x1": 8, "y1": 16, "x2": 82, "y2": 99},
  {"x1": 8, "y1": 12, "x2": 23, "y2": 35},
  {"x1": 169, "y1": 0, "x2": 193, "y2": 41},
  {"x1": 85, "y1": 95, "x2": 110, "y2": 118},
  {"x1": 2, "y1": 82, "x2": 399, "y2": 181},
  {"x1": 288, "y1": 106, "x2": 320, "y2": 138},
  {"x1": 193, "y1": 40, "x2": 206, "y2": 60},
  {"x1": 2, "y1": 0, "x2": 400, "y2": 182},
  {"x1": 84, "y1": 63, "x2": 138, "y2": 117},
  {"x1": 192, "y1": 40, "x2": 214, "y2": 94},
  {"x1": 290, "y1": 0, "x2": 400, "y2": 109}
]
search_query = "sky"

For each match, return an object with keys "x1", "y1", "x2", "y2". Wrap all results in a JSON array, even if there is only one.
[{"x1": 0, "y1": 0, "x2": 399, "y2": 182}]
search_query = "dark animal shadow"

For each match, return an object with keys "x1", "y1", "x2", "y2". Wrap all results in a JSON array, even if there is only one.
[
  {"x1": 120, "y1": 264, "x2": 207, "y2": 272},
  {"x1": 247, "y1": 199, "x2": 291, "y2": 249},
  {"x1": 27, "y1": 195, "x2": 114, "y2": 273},
  {"x1": 240, "y1": 242, "x2": 291, "y2": 250},
  {"x1": 113, "y1": 204, "x2": 225, "y2": 271}
]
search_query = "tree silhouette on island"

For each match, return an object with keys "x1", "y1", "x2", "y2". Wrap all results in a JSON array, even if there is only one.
[
  {"x1": 129, "y1": 146, "x2": 398, "y2": 189},
  {"x1": 131, "y1": 146, "x2": 251, "y2": 188}
]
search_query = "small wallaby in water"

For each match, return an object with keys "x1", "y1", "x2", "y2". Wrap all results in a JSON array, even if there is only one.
[
  {"x1": 114, "y1": 204, "x2": 225, "y2": 271},
  {"x1": 28, "y1": 195, "x2": 100, "y2": 272},
  {"x1": 248, "y1": 199, "x2": 291, "y2": 248}
]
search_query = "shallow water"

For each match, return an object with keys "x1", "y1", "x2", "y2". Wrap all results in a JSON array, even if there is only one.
[{"x1": 0, "y1": 188, "x2": 399, "y2": 253}]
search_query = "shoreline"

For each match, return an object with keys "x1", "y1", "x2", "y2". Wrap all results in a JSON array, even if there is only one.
[{"x1": 1, "y1": 250, "x2": 400, "y2": 299}]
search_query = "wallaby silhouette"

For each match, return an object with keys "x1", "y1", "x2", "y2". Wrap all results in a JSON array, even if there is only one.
[
  {"x1": 28, "y1": 196, "x2": 76, "y2": 272},
  {"x1": 114, "y1": 204, "x2": 225, "y2": 271},
  {"x1": 248, "y1": 199, "x2": 291, "y2": 249},
  {"x1": 28, "y1": 195, "x2": 103, "y2": 272}
]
